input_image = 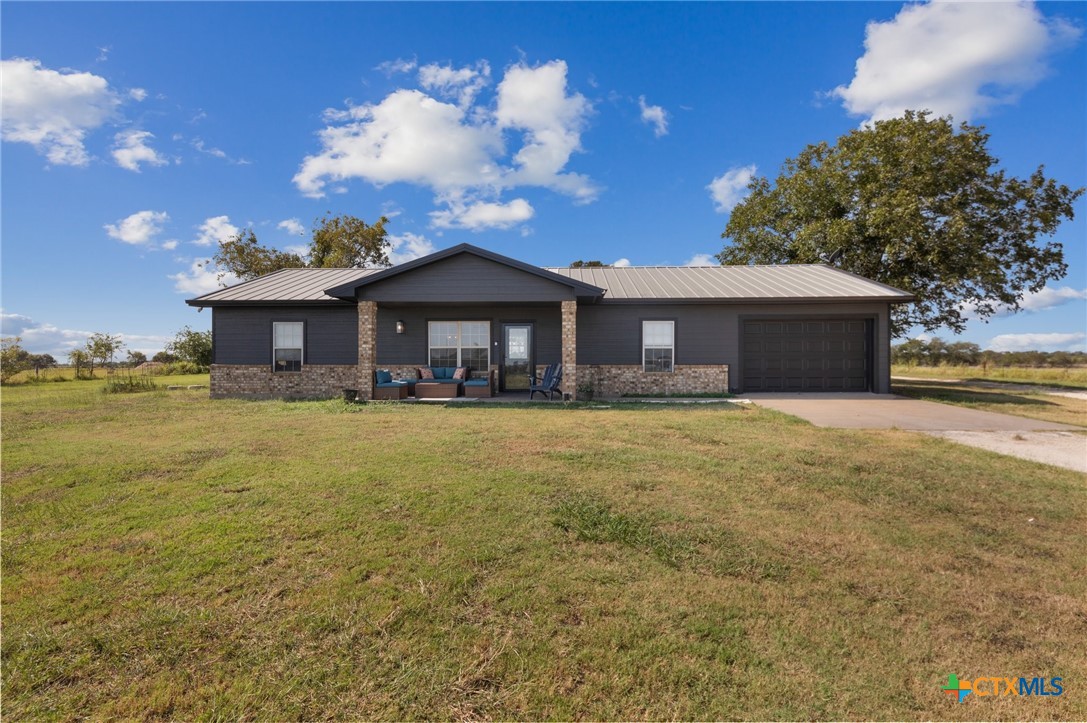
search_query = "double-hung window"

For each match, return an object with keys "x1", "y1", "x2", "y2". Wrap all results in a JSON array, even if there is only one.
[
  {"x1": 642, "y1": 320, "x2": 674, "y2": 372},
  {"x1": 428, "y1": 321, "x2": 490, "y2": 370},
  {"x1": 273, "y1": 321, "x2": 303, "y2": 372}
]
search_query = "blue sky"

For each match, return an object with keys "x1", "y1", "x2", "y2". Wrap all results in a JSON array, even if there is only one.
[{"x1": 2, "y1": 1, "x2": 1085, "y2": 357}]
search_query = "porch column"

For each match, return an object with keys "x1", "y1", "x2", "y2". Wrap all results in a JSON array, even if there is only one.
[
  {"x1": 561, "y1": 299, "x2": 577, "y2": 400},
  {"x1": 357, "y1": 300, "x2": 377, "y2": 401}
]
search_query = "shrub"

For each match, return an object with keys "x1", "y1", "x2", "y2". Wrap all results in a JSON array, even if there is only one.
[{"x1": 103, "y1": 372, "x2": 159, "y2": 394}]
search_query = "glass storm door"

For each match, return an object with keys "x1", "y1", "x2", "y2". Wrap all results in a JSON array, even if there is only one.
[{"x1": 501, "y1": 324, "x2": 533, "y2": 391}]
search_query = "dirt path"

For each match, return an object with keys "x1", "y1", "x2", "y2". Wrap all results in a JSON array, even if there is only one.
[{"x1": 925, "y1": 430, "x2": 1087, "y2": 474}]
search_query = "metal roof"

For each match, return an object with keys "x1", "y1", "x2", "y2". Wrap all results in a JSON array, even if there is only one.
[
  {"x1": 186, "y1": 268, "x2": 381, "y2": 305},
  {"x1": 545, "y1": 264, "x2": 914, "y2": 302},
  {"x1": 186, "y1": 257, "x2": 913, "y2": 307}
]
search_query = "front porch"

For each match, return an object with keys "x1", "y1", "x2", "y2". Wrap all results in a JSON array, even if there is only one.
[{"x1": 356, "y1": 300, "x2": 580, "y2": 402}]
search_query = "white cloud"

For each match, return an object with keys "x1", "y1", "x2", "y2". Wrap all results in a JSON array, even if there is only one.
[
  {"x1": 0, "y1": 311, "x2": 170, "y2": 357},
  {"x1": 387, "y1": 232, "x2": 437, "y2": 265},
  {"x1": 707, "y1": 164, "x2": 757, "y2": 213},
  {"x1": 294, "y1": 59, "x2": 597, "y2": 225},
  {"x1": 111, "y1": 129, "x2": 167, "y2": 172},
  {"x1": 104, "y1": 210, "x2": 169, "y2": 244},
  {"x1": 987, "y1": 332, "x2": 1086, "y2": 353},
  {"x1": 0, "y1": 58, "x2": 120, "y2": 166},
  {"x1": 418, "y1": 61, "x2": 490, "y2": 108},
  {"x1": 494, "y1": 61, "x2": 596, "y2": 201},
  {"x1": 294, "y1": 89, "x2": 502, "y2": 197},
  {"x1": 638, "y1": 95, "x2": 668, "y2": 137},
  {"x1": 1018, "y1": 286, "x2": 1087, "y2": 313},
  {"x1": 193, "y1": 138, "x2": 227, "y2": 159},
  {"x1": 429, "y1": 198, "x2": 534, "y2": 231},
  {"x1": 684, "y1": 253, "x2": 717, "y2": 266},
  {"x1": 192, "y1": 216, "x2": 240, "y2": 246},
  {"x1": 831, "y1": 0, "x2": 1082, "y2": 123},
  {"x1": 192, "y1": 137, "x2": 249, "y2": 164},
  {"x1": 161, "y1": 240, "x2": 179, "y2": 251},
  {"x1": 277, "y1": 218, "x2": 306, "y2": 236},
  {"x1": 170, "y1": 260, "x2": 238, "y2": 296},
  {"x1": 612, "y1": 258, "x2": 632, "y2": 268},
  {"x1": 962, "y1": 285, "x2": 1087, "y2": 318},
  {"x1": 377, "y1": 57, "x2": 417, "y2": 76},
  {"x1": 128, "y1": 87, "x2": 148, "y2": 102}
]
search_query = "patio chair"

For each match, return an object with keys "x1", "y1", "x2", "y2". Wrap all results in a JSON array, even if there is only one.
[{"x1": 529, "y1": 363, "x2": 563, "y2": 400}]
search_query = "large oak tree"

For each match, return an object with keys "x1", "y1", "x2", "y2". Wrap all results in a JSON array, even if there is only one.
[{"x1": 718, "y1": 111, "x2": 1083, "y2": 335}]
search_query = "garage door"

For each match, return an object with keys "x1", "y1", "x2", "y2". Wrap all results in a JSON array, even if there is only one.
[{"x1": 741, "y1": 319, "x2": 870, "y2": 392}]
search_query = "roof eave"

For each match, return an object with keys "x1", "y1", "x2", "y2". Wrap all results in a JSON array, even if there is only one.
[
  {"x1": 184, "y1": 299, "x2": 355, "y2": 308},
  {"x1": 596, "y1": 295, "x2": 915, "y2": 305}
]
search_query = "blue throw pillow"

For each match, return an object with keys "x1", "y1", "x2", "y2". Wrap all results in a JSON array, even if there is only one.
[{"x1": 376, "y1": 369, "x2": 392, "y2": 384}]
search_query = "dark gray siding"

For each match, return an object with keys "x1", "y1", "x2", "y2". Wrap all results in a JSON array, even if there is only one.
[
  {"x1": 213, "y1": 306, "x2": 357, "y2": 365},
  {"x1": 360, "y1": 254, "x2": 576, "y2": 303},
  {"x1": 576, "y1": 301, "x2": 893, "y2": 393},
  {"x1": 376, "y1": 305, "x2": 561, "y2": 365}
]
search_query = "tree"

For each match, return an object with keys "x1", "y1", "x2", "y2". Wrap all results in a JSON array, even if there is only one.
[
  {"x1": 126, "y1": 350, "x2": 147, "y2": 367},
  {"x1": 890, "y1": 338, "x2": 927, "y2": 366},
  {"x1": 209, "y1": 214, "x2": 391, "y2": 283},
  {"x1": 86, "y1": 333, "x2": 124, "y2": 374},
  {"x1": 309, "y1": 213, "x2": 391, "y2": 269},
  {"x1": 152, "y1": 351, "x2": 178, "y2": 364},
  {"x1": 28, "y1": 353, "x2": 57, "y2": 378},
  {"x1": 68, "y1": 349, "x2": 89, "y2": 379},
  {"x1": 208, "y1": 229, "x2": 306, "y2": 283},
  {"x1": 570, "y1": 260, "x2": 611, "y2": 268},
  {"x1": 167, "y1": 326, "x2": 212, "y2": 367},
  {"x1": 719, "y1": 111, "x2": 1083, "y2": 336},
  {"x1": 1, "y1": 336, "x2": 31, "y2": 383}
]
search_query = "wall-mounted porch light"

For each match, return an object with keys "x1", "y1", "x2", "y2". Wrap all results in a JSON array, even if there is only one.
[{"x1": 396, "y1": 320, "x2": 405, "y2": 335}]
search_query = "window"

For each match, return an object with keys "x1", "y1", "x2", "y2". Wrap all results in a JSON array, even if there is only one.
[
  {"x1": 428, "y1": 321, "x2": 490, "y2": 369},
  {"x1": 273, "y1": 321, "x2": 303, "y2": 372},
  {"x1": 643, "y1": 320, "x2": 674, "y2": 372}
]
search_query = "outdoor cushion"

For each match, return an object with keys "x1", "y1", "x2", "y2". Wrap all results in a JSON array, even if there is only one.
[
  {"x1": 453, "y1": 367, "x2": 467, "y2": 380},
  {"x1": 418, "y1": 367, "x2": 434, "y2": 379},
  {"x1": 464, "y1": 379, "x2": 488, "y2": 386},
  {"x1": 439, "y1": 367, "x2": 456, "y2": 379},
  {"x1": 416, "y1": 378, "x2": 461, "y2": 384},
  {"x1": 375, "y1": 370, "x2": 393, "y2": 384},
  {"x1": 376, "y1": 381, "x2": 407, "y2": 388}
]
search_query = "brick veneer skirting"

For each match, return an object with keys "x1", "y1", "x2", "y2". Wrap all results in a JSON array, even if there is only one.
[
  {"x1": 580, "y1": 364, "x2": 729, "y2": 397},
  {"x1": 210, "y1": 364, "x2": 358, "y2": 399}
]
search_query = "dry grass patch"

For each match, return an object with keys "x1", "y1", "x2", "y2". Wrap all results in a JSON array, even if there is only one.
[
  {"x1": 2, "y1": 381, "x2": 1085, "y2": 719},
  {"x1": 893, "y1": 379, "x2": 1087, "y2": 427}
]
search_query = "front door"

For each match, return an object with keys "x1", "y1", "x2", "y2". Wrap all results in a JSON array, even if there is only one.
[{"x1": 501, "y1": 323, "x2": 533, "y2": 392}]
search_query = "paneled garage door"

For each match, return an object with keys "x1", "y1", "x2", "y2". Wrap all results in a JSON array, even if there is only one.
[{"x1": 741, "y1": 319, "x2": 871, "y2": 392}]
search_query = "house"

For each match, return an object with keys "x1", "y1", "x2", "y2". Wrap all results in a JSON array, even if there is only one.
[{"x1": 186, "y1": 243, "x2": 913, "y2": 400}]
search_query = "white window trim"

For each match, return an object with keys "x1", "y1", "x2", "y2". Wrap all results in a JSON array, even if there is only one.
[
  {"x1": 427, "y1": 320, "x2": 490, "y2": 368},
  {"x1": 272, "y1": 321, "x2": 304, "y2": 373},
  {"x1": 642, "y1": 320, "x2": 675, "y2": 373}
]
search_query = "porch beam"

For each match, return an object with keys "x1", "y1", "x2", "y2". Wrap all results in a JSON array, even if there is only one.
[
  {"x1": 561, "y1": 299, "x2": 577, "y2": 400},
  {"x1": 357, "y1": 300, "x2": 377, "y2": 401}
]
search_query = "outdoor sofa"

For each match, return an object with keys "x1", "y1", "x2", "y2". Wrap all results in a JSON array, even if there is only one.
[{"x1": 374, "y1": 367, "x2": 494, "y2": 399}]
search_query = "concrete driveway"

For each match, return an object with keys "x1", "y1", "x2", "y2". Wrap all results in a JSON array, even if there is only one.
[{"x1": 742, "y1": 393, "x2": 1086, "y2": 473}]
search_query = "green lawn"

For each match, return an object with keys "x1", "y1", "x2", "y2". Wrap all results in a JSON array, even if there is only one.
[{"x1": 2, "y1": 379, "x2": 1085, "y2": 720}]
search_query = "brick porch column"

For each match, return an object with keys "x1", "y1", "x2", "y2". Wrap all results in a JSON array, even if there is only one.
[
  {"x1": 357, "y1": 300, "x2": 377, "y2": 401},
  {"x1": 561, "y1": 299, "x2": 577, "y2": 400}
]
